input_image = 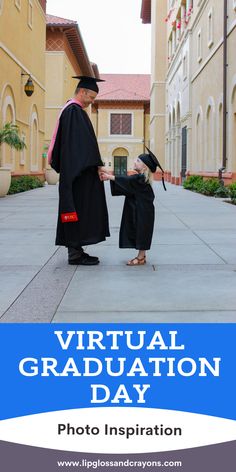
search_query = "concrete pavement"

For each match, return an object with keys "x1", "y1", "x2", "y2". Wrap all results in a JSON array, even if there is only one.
[{"x1": 0, "y1": 182, "x2": 236, "y2": 322}]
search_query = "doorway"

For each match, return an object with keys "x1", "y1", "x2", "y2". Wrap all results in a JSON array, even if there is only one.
[
  {"x1": 181, "y1": 126, "x2": 187, "y2": 181},
  {"x1": 114, "y1": 156, "x2": 127, "y2": 176}
]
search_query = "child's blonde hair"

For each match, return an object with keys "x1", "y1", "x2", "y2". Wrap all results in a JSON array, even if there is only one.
[{"x1": 143, "y1": 167, "x2": 153, "y2": 184}]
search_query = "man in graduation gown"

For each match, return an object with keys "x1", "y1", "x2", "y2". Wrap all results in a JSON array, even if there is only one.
[{"x1": 49, "y1": 76, "x2": 110, "y2": 265}]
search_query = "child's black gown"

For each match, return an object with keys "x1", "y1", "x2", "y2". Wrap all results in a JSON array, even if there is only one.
[{"x1": 110, "y1": 174, "x2": 155, "y2": 250}]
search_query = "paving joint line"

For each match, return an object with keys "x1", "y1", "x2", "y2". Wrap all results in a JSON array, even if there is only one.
[
  {"x1": 50, "y1": 265, "x2": 79, "y2": 323},
  {"x1": 0, "y1": 247, "x2": 60, "y2": 320}
]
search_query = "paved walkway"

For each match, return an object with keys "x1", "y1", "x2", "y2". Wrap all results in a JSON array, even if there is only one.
[{"x1": 0, "y1": 182, "x2": 236, "y2": 323}]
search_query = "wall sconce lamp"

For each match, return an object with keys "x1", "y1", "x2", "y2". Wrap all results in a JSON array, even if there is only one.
[{"x1": 21, "y1": 73, "x2": 34, "y2": 97}]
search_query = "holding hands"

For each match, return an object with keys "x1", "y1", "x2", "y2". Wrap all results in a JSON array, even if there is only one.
[
  {"x1": 99, "y1": 170, "x2": 115, "y2": 181},
  {"x1": 97, "y1": 166, "x2": 106, "y2": 178}
]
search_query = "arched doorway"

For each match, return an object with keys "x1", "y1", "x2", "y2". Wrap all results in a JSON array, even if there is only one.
[
  {"x1": 112, "y1": 147, "x2": 128, "y2": 176},
  {"x1": 231, "y1": 86, "x2": 236, "y2": 171},
  {"x1": 176, "y1": 102, "x2": 181, "y2": 180},
  {"x1": 171, "y1": 108, "x2": 176, "y2": 181},
  {"x1": 218, "y1": 102, "x2": 223, "y2": 169},
  {"x1": 196, "y1": 110, "x2": 203, "y2": 170},
  {"x1": 30, "y1": 108, "x2": 39, "y2": 171},
  {"x1": 206, "y1": 105, "x2": 213, "y2": 169}
]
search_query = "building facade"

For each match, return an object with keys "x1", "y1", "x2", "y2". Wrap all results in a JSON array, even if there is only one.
[
  {"x1": 45, "y1": 15, "x2": 96, "y2": 153},
  {"x1": 141, "y1": 0, "x2": 236, "y2": 184},
  {"x1": 0, "y1": 0, "x2": 46, "y2": 178},
  {"x1": 190, "y1": 0, "x2": 236, "y2": 184},
  {"x1": 92, "y1": 74, "x2": 150, "y2": 176},
  {"x1": 141, "y1": 0, "x2": 167, "y2": 174}
]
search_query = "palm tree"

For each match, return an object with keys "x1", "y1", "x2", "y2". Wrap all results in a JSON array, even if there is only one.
[{"x1": 0, "y1": 122, "x2": 26, "y2": 166}]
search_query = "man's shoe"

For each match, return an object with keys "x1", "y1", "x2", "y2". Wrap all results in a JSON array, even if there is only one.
[
  {"x1": 69, "y1": 253, "x2": 99, "y2": 265},
  {"x1": 82, "y1": 252, "x2": 99, "y2": 262}
]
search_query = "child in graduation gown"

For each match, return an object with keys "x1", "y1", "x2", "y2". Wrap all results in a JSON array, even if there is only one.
[{"x1": 100, "y1": 149, "x2": 166, "y2": 266}]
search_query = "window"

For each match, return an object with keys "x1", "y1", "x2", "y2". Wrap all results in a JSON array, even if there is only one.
[
  {"x1": 30, "y1": 111, "x2": 39, "y2": 171},
  {"x1": 183, "y1": 52, "x2": 188, "y2": 79},
  {"x1": 168, "y1": 35, "x2": 173, "y2": 62},
  {"x1": 110, "y1": 114, "x2": 132, "y2": 135},
  {"x1": 197, "y1": 29, "x2": 202, "y2": 62},
  {"x1": 233, "y1": 0, "x2": 236, "y2": 12},
  {"x1": 172, "y1": 28, "x2": 176, "y2": 54},
  {"x1": 28, "y1": 0, "x2": 33, "y2": 28},
  {"x1": 176, "y1": 9, "x2": 182, "y2": 40},
  {"x1": 20, "y1": 133, "x2": 26, "y2": 165},
  {"x1": 15, "y1": 0, "x2": 21, "y2": 10},
  {"x1": 208, "y1": 8, "x2": 214, "y2": 48},
  {"x1": 181, "y1": 3, "x2": 186, "y2": 29},
  {"x1": 206, "y1": 105, "x2": 213, "y2": 166}
]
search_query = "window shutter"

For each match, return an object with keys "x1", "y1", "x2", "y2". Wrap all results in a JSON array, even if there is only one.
[{"x1": 110, "y1": 114, "x2": 132, "y2": 135}]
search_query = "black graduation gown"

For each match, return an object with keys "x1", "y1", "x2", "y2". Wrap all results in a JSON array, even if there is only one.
[
  {"x1": 51, "y1": 103, "x2": 110, "y2": 249},
  {"x1": 110, "y1": 174, "x2": 155, "y2": 250}
]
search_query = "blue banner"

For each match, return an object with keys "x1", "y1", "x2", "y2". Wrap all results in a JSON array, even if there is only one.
[{"x1": 0, "y1": 324, "x2": 235, "y2": 421}]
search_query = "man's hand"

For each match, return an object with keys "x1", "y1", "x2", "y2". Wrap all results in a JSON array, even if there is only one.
[{"x1": 97, "y1": 166, "x2": 106, "y2": 176}]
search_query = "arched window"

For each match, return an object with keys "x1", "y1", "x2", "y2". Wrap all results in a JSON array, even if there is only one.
[
  {"x1": 0, "y1": 0, "x2": 4, "y2": 15},
  {"x1": 171, "y1": 108, "x2": 176, "y2": 177},
  {"x1": 167, "y1": 112, "x2": 172, "y2": 169},
  {"x1": 196, "y1": 113, "x2": 202, "y2": 170},
  {"x1": 176, "y1": 102, "x2": 181, "y2": 176},
  {"x1": 1, "y1": 94, "x2": 16, "y2": 170},
  {"x1": 206, "y1": 105, "x2": 212, "y2": 168},
  {"x1": 20, "y1": 132, "x2": 26, "y2": 166},
  {"x1": 231, "y1": 87, "x2": 236, "y2": 171},
  {"x1": 218, "y1": 103, "x2": 223, "y2": 169},
  {"x1": 204, "y1": 97, "x2": 215, "y2": 171},
  {"x1": 30, "y1": 110, "x2": 39, "y2": 171}
]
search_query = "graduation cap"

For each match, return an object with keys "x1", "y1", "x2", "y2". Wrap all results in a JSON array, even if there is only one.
[
  {"x1": 72, "y1": 76, "x2": 105, "y2": 93},
  {"x1": 139, "y1": 146, "x2": 167, "y2": 191}
]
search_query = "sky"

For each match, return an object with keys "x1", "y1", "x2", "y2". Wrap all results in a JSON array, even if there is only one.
[{"x1": 46, "y1": 0, "x2": 151, "y2": 74}]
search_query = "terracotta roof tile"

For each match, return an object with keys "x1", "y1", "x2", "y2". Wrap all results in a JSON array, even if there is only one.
[
  {"x1": 46, "y1": 14, "x2": 77, "y2": 26},
  {"x1": 46, "y1": 15, "x2": 94, "y2": 77},
  {"x1": 140, "y1": 0, "x2": 151, "y2": 24},
  {"x1": 96, "y1": 74, "x2": 150, "y2": 102}
]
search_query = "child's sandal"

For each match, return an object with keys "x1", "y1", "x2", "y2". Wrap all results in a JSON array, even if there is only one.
[{"x1": 127, "y1": 256, "x2": 146, "y2": 266}]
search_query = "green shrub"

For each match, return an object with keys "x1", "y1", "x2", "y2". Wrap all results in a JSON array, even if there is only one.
[
  {"x1": 214, "y1": 185, "x2": 230, "y2": 198},
  {"x1": 228, "y1": 182, "x2": 236, "y2": 204},
  {"x1": 200, "y1": 179, "x2": 223, "y2": 196},
  {"x1": 183, "y1": 175, "x2": 204, "y2": 191},
  {"x1": 183, "y1": 175, "x2": 231, "y2": 198},
  {"x1": 8, "y1": 176, "x2": 44, "y2": 195}
]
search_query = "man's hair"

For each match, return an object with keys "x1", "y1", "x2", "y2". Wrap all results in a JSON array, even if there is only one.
[{"x1": 75, "y1": 86, "x2": 84, "y2": 94}]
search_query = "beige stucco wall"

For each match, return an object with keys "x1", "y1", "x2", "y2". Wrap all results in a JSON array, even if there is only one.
[
  {"x1": 149, "y1": 0, "x2": 167, "y2": 168},
  {"x1": 0, "y1": 0, "x2": 45, "y2": 175},
  {"x1": 45, "y1": 39, "x2": 83, "y2": 147},
  {"x1": 45, "y1": 52, "x2": 64, "y2": 143},
  {"x1": 94, "y1": 104, "x2": 150, "y2": 172},
  {"x1": 46, "y1": 53, "x2": 64, "y2": 106}
]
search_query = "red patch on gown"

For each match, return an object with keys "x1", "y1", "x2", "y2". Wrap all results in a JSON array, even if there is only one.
[{"x1": 61, "y1": 212, "x2": 78, "y2": 223}]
